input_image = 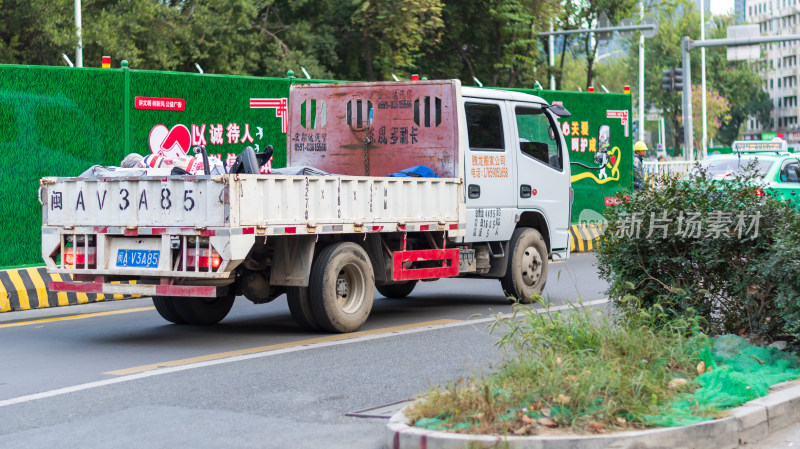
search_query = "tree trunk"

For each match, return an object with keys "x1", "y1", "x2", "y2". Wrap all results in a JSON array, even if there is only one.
[
  {"x1": 363, "y1": 29, "x2": 376, "y2": 81},
  {"x1": 584, "y1": 34, "x2": 597, "y2": 91},
  {"x1": 557, "y1": 37, "x2": 568, "y2": 90}
]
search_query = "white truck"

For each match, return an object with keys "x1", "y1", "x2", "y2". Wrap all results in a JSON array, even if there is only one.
[{"x1": 40, "y1": 80, "x2": 573, "y2": 333}]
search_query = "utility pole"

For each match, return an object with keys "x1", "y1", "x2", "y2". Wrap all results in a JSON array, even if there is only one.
[
  {"x1": 682, "y1": 37, "x2": 693, "y2": 161},
  {"x1": 75, "y1": 0, "x2": 83, "y2": 67},
  {"x1": 638, "y1": 1, "x2": 645, "y2": 143},
  {"x1": 549, "y1": 23, "x2": 556, "y2": 90},
  {"x1": 700, "y1": 3, "x2": 708, "y2": 159}
]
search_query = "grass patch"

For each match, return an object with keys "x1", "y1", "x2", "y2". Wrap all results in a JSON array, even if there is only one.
[{"x1": 406, "y1": 299, "x2": 800, "y2": 436}]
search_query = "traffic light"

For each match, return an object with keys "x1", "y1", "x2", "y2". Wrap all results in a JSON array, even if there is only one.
[
  {"x1": 673, "y1": 68, "x2": 683, "y2": 91},
  {"x1": 662, "y1": 68, "x2": 674, "y2": 92}
]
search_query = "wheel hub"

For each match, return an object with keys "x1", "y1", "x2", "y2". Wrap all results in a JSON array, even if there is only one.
[
  {"x1": 336, "y1": 277, "x2": 349, "y2": 298},
  {"x1": 520, "y1": 246, "x2": 542, "y2": 286}
]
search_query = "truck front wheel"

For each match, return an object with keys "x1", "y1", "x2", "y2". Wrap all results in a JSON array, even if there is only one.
[
  {"x1": 500, "y1": 227, "x2": 548, "y2": 303},
  {"x1": 152, "y1": 296, "x2": 186, "y2": 324},
  {"x1": 174, "y1": 293, "x2": 236, "y2": 325},
  {"x1": 310, "y1": 242, "x2": 375, "y2": 333}
]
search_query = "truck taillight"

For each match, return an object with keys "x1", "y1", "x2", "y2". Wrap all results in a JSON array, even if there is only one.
[
  {"x1": 64, "y1": 247, "x2": 96, "y2": 267},
  {"x1": 186, "y1": 248, "x2": 222, "y2": 269}
]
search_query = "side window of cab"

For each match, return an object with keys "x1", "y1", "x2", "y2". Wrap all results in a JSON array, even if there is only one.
[
  {"x1": 465, "y1": 103, "x2": 504, "y2": 151},
  {"x1": 514, "y1": 106, "x2": 562, "y2": 171}
]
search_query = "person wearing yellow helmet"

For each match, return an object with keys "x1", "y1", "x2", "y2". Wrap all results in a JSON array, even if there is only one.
[{"x1": 633, "y1": 141, "x2": 648, "y2": 191}]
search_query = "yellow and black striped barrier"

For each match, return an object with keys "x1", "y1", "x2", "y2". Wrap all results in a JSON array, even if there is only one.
[
  {"x1": 0, "y1": 267, "x2": 137, "y2": 313},
  {"x1": 569, "y1": 223, "x2": 605, "y2": 252}
]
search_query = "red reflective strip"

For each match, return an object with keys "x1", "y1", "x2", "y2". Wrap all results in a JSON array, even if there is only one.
[
  {"x1": 123, "y1": 229, "x2": 138, "y2": 236},
  {"x1": 199, "y1": 230, "x2": 216, "y2": 237},
  {"x1": 397, "y1": 224, "x2": 406, "y2": 231},
  {"x1": 392, "y1": 249, "x2": 460, "y2": 281},
  {"x1": 242, "y1": 227, "x2": 255, "y2": 235},
  {"x1": 285, "y1": 227, "x2": 296, "y2": 234},
  {"x1": 181, "y1": 227, "x2": 194, "y2": 232},
  {"x1": 155, "y1": 285, "x2": 218, "y2": 297},
  {"x1": 449, "y1": 224, "x2": 458, "y2": 230},
  {"x1": 49, "y1": 281, "x2": 103, "y2": 294},
  {"x1": 419, "y1": 224, "x2": 430, "y2": 231},
  {"x1": 151, "y1": 228, "x2": 166, "y2": 235},
  {"x1": 371, "y1": 226, "x2": 384, "y2": 232},
  {"x1": 94, "y1": 227, "x2": 108, "y2": 233}
]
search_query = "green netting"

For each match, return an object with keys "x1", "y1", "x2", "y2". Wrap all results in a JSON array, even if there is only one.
[
  {"x1": 413, "y1": 334, "x2": 800, "y2": 432},
  {"x1": 645, "y1": 334, "x2": 800, "y2": 427}
]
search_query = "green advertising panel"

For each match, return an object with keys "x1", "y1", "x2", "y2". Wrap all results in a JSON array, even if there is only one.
[
  {"x1": 0, "y1": 64, "x2": 294, "y2": 267},
  {"x1": 127, "y1": 71, "x2": 291, "y2": 169},
  {"x1": 509, "y1": 88, "x2": 634, "y2": 224}
]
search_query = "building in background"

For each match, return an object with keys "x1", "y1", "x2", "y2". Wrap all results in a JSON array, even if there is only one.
[
  {"x1": 735, "y1": 0, "x2": 747, "y2": 22},
  {"x1": 743, "y1": 0, "x2": 800, "y2": 145}
]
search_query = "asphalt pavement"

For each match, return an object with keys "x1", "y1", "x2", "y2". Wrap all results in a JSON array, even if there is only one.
[{"x1": 0, "y1": 253, "x2": 607, "y2": 448}]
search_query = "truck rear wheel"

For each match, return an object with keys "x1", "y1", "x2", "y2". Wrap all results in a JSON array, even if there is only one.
[
  {"x1": 376, "y1": 281, "x2": 417, "y2": 299},
  {"x1": 152, "y1": 296, "x2": 186, "y2": 324},
  {"x1": 500, "y1": 227, "x2": 548, "y2": 303},
  {"x1": 174, "y1": 293, "x2": 236, "y2": 325},
  {"x1": 287, "y1": 287, "x2": 321, "y2": 331},
  {"x1": 310, "y1": 242, "x2": 375, "y2": 333}
]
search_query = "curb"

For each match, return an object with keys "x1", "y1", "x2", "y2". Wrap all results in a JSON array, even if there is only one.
[
  {"x1": 386, "y1": 379, "x2": 800, "y2": 449},
  {"x1": 0, "y1": 266, "x2": 137, "y2": 313},
  {"x1": 569, "y1": 223, "x2": 604, "y2": 253}
]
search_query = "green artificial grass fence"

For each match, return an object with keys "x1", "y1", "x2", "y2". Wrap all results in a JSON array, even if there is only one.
[{"x1": 0, "y1": 65, "x2": 631, "y2": 267}]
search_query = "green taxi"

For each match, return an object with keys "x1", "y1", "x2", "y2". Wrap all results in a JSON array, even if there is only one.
[{"x1": 699, "y1": 140, "x2": 800, "y2": 207}]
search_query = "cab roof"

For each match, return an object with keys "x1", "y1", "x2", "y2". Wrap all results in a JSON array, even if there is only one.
[{"x1": 461, "y1": 86, "x2": 548, "y2": 105}]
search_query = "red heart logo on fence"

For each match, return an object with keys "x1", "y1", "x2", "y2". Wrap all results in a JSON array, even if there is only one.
[{"x1": 149, "y1": 124, "x2": 191, "y2": 159}]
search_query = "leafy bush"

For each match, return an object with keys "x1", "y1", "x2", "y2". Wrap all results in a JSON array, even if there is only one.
[{"x1": 597, "y1": 166, "x2": 800, "y2": 346}]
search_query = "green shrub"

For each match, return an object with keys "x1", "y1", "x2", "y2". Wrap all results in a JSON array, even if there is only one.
[{"x1": 597, "y1": 166, "x2": 800, "y2": 346}]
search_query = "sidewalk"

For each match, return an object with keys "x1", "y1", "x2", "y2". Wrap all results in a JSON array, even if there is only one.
[{"x1": 740, "y1": 420, "x2": 800, "y2": 448}]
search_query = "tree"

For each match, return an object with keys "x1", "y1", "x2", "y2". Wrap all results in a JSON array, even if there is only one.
[
  {"x1": 415, "y1": 0, "x2": 559, "y2": 88},
  {"x1": 352, "y1": 0, "x2": 444, "y2": 81},
  {"x1": 563, "y1": 0, "x2": 636, "y2": 90},
  {"x1": 682, "y1": 85, "x2": 731, "y2": 152},
  {"x1": 0, "y1": 0, "x2": 76, "y2": 66}
]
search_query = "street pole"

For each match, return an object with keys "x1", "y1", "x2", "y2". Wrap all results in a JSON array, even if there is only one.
[
  {"x1": 75, "y1": 0, "x2": 83, "y2": 68},
  {"x1": 549, "y1": 23, "x2": 555, "y2": 90},
  {"x1": 700, "y1": 4, "x2": 707, "y2": 160},
  {"x1": 638, "y1": 1, "x2": 645, "y2": 143},
  {"x1": 682, "y1": 36, "x2": 693, "y2": 161}
]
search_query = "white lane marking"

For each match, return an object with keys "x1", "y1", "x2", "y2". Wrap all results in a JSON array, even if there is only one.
[{"x1": 0, "y1": 298, "x2": 609, "y2": 408}]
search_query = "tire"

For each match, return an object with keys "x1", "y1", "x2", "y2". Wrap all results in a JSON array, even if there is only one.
[
  {"x1": 500, "y1": 227, "x2": 548, "y2": 303},
  {"x1": 174, "y1": 292, "x2": 236, "y2": 325},
  {"x1": 376, "y1": 281, "x2": 417, "y2": 299},
  {"x1": 152, "y1": 296, "x2": 186, "y2": 324},
  {"x1": 287, "y1": 286, "x2": 321, "y2": 331},
  {"x1": 309, "y1": 242, "x2": 375, "y2": 333}
]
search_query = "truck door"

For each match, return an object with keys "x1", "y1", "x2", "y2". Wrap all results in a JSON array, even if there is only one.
[
  {"x1": 463, "y1": 100, "x2": 517, "y2": 242},
  {"x1": 510, "y1": 104, "x2": 571, "y2": 253}
]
